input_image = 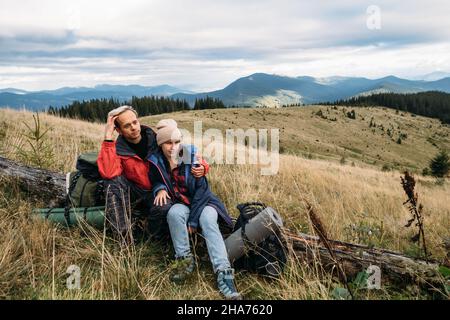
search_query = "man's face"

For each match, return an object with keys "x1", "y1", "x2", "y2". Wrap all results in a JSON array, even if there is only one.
[{"x1": 116, "y1": 110, "x2": 141, "y2": 142}]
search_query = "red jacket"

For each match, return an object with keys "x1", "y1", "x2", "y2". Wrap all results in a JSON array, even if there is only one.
[{"x1": 98, "y1": 125, "x2": 209, "y2": 191}]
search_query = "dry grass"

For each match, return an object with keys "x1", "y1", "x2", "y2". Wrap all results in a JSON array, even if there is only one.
[
  {"x1": 0, "y1": 107, "x2": 449, "y2": 299},
  {"x1": 0, "y1": 108, "x2": 104, "y2": 172}
]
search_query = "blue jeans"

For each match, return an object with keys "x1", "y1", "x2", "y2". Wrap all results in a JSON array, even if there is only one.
[{"x1": 167, "y1": 203, "x2": 231, "y2": 273}]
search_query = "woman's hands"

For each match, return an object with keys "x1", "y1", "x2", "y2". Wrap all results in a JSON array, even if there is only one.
[
  {"x1": 154, "y1": 190, "x2": 196, "y2": 234},
  {"x1": 191, "y1": 154, "x2": 205, "y2": 178},
  {"x1": 190, "y1": 164, "x2": 205, "y2": 178},
  {"x1": 188, "y1": 226, "x2": 197, "y2": 234},
  {"x1": 154, "y1": 189, "x2": 171, "y2": 206}
]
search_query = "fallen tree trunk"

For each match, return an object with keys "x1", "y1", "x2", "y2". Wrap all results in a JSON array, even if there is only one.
[
  {"x1": 286, "y1": 231, "x2": 443, "y2": 290},
  {"x1": 0, "y1": 156, "x2": 66, "y2": 207},
  {"x1": 0, "y1": 156, "x2": 445, "y2": 291}
]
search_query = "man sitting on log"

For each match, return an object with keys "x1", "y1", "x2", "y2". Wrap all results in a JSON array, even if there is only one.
[{"x1": 97, "y1": 105, "x2": 209, "y2": 245}]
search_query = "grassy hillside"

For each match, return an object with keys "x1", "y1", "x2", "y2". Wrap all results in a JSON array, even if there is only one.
[
  {"x1": 0, "y1": 107, "x2": 449, "y2": 299},
  {"x1": 145, "y1": 105, "x2": 450, "y2": 173}
]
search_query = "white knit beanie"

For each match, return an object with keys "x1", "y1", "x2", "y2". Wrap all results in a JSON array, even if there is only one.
[{"x1": 156, "y1": 119, "x2": 182, "y2": 146}]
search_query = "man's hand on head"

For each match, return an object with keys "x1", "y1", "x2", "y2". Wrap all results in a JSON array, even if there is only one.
[{"x1": 105, "y1": 115, "x2": 119, "y2": 140}]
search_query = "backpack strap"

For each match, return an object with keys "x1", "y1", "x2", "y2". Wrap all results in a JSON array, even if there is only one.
[
  {"x1": 63, "y1": 171, "x2": 82, "y2": 227},
  {"x1": 45, "y1": 207, "x2": 56, "y2": 220},
  {"x1": 64, "y1": 202, "x2": 71, "y2": 227},
  {"x1": 236, "y1": 202, "x2": 266, "y2": 222},
  {"x1": 83, "y1": 207, "x2": 89, "y2": 221}
]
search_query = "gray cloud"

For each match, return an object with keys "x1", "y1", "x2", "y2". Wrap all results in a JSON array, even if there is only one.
[{"x1": 1, "y1": 0, "x2": 449, "y2": 91}]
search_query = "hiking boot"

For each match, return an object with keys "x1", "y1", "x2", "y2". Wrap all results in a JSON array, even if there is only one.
[
  {"x1": 217, "y1": 268, "x2": 242, "y2": 300},
  {"x1": 170, "y1": 255, "x2": 195, "y2": 284}
]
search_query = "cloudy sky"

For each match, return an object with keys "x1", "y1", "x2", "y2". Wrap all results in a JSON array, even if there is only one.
[{"x1": 1, "y1": 0, "x2": 450, "y2": 91}]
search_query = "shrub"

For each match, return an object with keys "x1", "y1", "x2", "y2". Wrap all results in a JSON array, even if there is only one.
[{"x1": 429, "y1": 150, "x2": 450, "y2": 178}]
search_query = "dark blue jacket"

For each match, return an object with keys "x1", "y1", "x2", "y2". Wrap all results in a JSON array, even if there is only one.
[{"x1": 148, "y1": 144, "x2": 233, "y2": 230}]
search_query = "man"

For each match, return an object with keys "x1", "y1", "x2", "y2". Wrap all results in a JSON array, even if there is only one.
[{"x1": 97, "y1": 105, "x2": 208, "y2": 244}]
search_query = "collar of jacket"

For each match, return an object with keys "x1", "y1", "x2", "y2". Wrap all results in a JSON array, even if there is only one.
[
  {"x1": 148, "y1": 144, "x2": 197, "y2": 167},
  {"x1": 148, "y1": 144, "x2": 198, "y2": 194},
  {"x1": 177, "y1": 144, "x2": 198, "y2": 166},
  {"x1": 148, "y1": 150, "x2": 175, "y2": 196},
  {"x1": 116, "y1": 125, "x2": 157, "y2": 158}
]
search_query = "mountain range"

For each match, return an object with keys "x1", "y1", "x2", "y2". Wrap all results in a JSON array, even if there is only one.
[
  {"x1": 1, "y1": 73, "x2": 450, "y2": 110},
  {"x1": 0, "y1": 84, "x2": 193, "y2": 111},
  {"x1": 172, "y1": 73, "x2": 450, "y2": 107}
]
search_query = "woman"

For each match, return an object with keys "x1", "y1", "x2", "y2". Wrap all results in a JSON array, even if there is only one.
[{"x1": 148, "y1": 119, "x2": 241, "y2": 300}]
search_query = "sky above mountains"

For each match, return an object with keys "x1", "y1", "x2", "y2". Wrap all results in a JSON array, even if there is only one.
[{"x1": 1, "y1": 0, "x2": 450, "y2": 91}]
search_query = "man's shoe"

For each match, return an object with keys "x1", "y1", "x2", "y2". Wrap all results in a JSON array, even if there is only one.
[
  {"x1": 217, "y1": 268, "x2": 242, "y2": 300},
  {"x1": 170, "y1": 255, "x2": 195, "y2": 284}
]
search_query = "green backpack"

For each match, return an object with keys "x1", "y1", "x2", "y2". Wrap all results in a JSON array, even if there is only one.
[{"x1": 66, "y1": 152, "x2": 105, "y2": 208}]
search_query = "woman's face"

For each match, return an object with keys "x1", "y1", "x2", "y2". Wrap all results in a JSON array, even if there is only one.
[{"x1": 161, "y1": 139, "x2": 181, "y2": 162}]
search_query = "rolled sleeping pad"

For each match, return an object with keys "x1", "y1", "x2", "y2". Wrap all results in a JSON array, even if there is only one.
[
  {"x1": 32, "y1": 206, "x2": 106, "y2": 229},
  {"x1": 224, "y1": 206, "x2": 284, "y2": 263}
]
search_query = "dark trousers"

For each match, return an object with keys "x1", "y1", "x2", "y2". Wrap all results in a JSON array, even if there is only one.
[{"x1": 104, "y1": 175, "x2": 170, "y2": 243}]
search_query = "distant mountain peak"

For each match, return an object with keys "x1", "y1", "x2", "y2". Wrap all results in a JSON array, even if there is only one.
[{"x1": 379, "y1": 75, "x2": 402, "y2": 81}]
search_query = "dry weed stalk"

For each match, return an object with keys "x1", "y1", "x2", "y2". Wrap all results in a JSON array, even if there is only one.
[
  {"x1": 401, "y1": 171, "x2": 429, "y2": 261},
  {"x1": 305, "y1": 202, "x2": 354, "y2": 299}
]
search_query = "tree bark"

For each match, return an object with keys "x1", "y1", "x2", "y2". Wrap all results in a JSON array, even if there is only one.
[
  {"x1": 286, "y1": 231, "x2": 443, "y2": 290},
  {"x1": 0, "y1": 156, "x2": 66, "y2": 207}
]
